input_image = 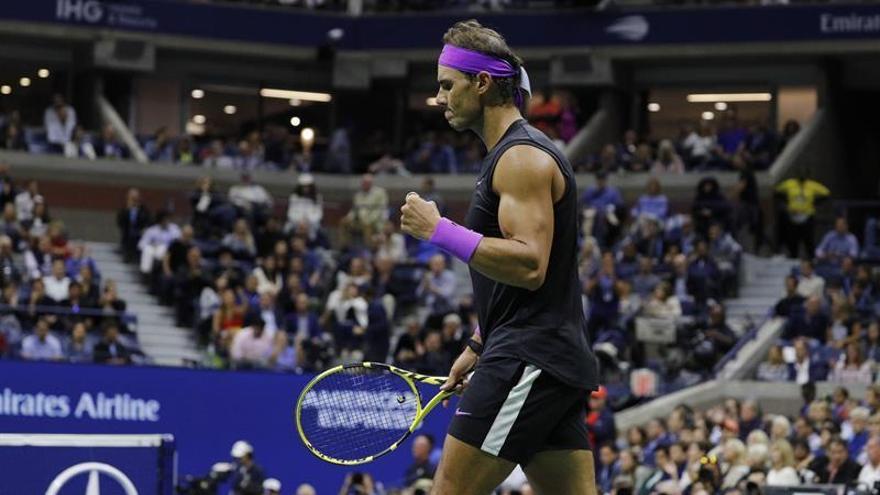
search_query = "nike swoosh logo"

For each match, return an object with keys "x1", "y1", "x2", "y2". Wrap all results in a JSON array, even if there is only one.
[
  {"x1": 454, "y1": 408, "x2": 472, "y2": 417},
  {"x1": 476, "y1": 180, "x2": 483, "y2": 186}
]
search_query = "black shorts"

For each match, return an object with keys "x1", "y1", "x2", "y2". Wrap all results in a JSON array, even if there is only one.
[{"x1": 447, "y1": 356, "x2": 590, "y2": 465}]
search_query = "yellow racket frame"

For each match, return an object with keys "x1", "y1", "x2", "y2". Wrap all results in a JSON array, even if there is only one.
[{"x1": 294, "y1": 361, "x2": 451, "y2": 465}]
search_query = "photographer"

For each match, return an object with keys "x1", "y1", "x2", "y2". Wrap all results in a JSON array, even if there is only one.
[
  {"x1": 338, "y1": 472, "x2": 376, "y2": 495},
  {"x1": 230, "y1": 441, "x2": 265, "y2": 495}
]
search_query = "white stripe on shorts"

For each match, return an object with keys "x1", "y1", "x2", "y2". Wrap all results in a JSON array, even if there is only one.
[{"x1": 480, "y1": 364, "x2": 542, "y2": 457}]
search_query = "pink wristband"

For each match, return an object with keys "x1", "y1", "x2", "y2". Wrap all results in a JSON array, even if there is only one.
[
  {"x1": 473, "y1": 325, "x2": 481, "y2": 339},
  {"x1": 429, "y1": 217, "x2": 483, "y2": 263}
]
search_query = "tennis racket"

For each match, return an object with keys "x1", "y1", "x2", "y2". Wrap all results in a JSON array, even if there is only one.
[{"x1": 294, "y1": 362, "x2": 452, "y2": 465}]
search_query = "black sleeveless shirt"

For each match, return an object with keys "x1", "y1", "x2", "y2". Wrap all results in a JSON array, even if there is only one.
[{"x1": 464, "y1": 119, "x2": 598, "y2": 390}]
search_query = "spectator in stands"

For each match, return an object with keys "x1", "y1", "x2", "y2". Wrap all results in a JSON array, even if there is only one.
[
  {"x1": 64, "y1": 321, "x2": 92, "y2": 363},
  {"x1": 93, "y1": 322, "x2": 131, "y2": 365},
  {"x1": 788, "y1": 337, "x2": 828, "y2": 384},
  {"x1": 230, "y1": 315, "x2": 274, "y2": 369},
  {"x1": 529, "y1": 89, "x2": 562, "y2": 138},
  {"x1": 94, "y1": 124, "x2": 128, "y2": 159},
  {"x1": 417, "y1": 329, "x2": 450, "y2": 376},
  {"x1": 117, "y1": 188, "x2": 151, "y2": 263},
  {"x1": 830, "y1": 342, "x2": 874, "y2": 385},
  {"x1": 786, "y1": 296, "x2": 829, "y2": 343},
  {"x1": 417, "y1": 254, "x2": 456, "y2": 319},
  {"x1": 1, "y1": 121, "x2": 26, "y2": 151},
  {"x1": 586, "y1": 252, "x2": 619, "y2": 337},
  {"x1": 644, "y1": 281, "x2": 682, "y2": 320},
  {"x1": 756, "y1": 344, "x2": 789, "y2": 382},
  {"x1": 692, "y1": 177, "x2": 730, "y2": 238},
  {"x1": 404, "y1": 434, "x2": 436, "y2": 489},
  {"x1": 138, "y1": 210, "x2": 181, "y2": 275},
  {"x1": 720, "y1": 438, "x2": 750, "y2": 489},
  {"x1": 814, "y1": 436, "x2": 861, "y2": 484},
  {"x1": 687, "y1": 240, "x2": 720, "y2": 304},
  {"x1": 718, "y1": 116, "x2": 747, "y2": 162},
  {"x1": 212, "y1": 287, "x2": 248, "y2": 346},
  {"x1": 43, "y1": 259, "x2": 70, "y2": 303},
  {"x1": 778, "y1": 120, "x2": 801, "y2": 152},
  {"x1": 816, "y1": 217, "x2": 859, "y2": 264},
  {"x1": 0, "y1": 235, "x2": 20, "y2": 288},
  {"x1": 21, "y1": 317, "x2": 62, "y2": 361},
  {"x1": 339, "y1": 174, "x2": 388, "y2": 248},
  {"x1": 65, "y1": 126, "x2": 96, "y2": 160},
  {"x1": 775, "y1": 275, "x2": 806, "y2": 318},
  {"x1": 767, "y1": 440, "x2": 800, "y2": 486},
  {"x1": 596, "y1": 443, "x2": 620, "y2": 495},
  {"x1": 626, "y1": 144, "x2": 653, "y2": 173},
  {"x1": 741, "y1": 121, "x2": 778, "y2": 170},
  {"x1": 587, "y1": 385, "x2": 616, "y2": 449},
  {"x1": 325, "y1": 282, "x2": 369, "y2": 360},
  {"x1": 775, "y1": 172, "x2": 830, "y2": 258},
  {"x1": 709, "y1": 223, "x2": 742, "y2": 296},
  {"x1": 14, "y1": 180, "x2": 40, "y2": 225},
  {"x1": 285, "y1": 173, "x2": 322, "y2": 236},
  {"x1": 652, "y1": 139, "x2": 685, "y2": 174},
  {"x1": 581, "y1": 171, "x2": 624, "y2": 247},
  {"x1": 632, "y1": 257, "x2": 661, "y2": 300},
  {"x1": 643, "y1": 418, "x2": 672, "y2": 466},
  {"x1": 692, "y1": 303, "x2": 736, "y2": 370},
  {"x1": 858, "y1": 435, "x2": 880, "y2": 487},
  {"x1": 174, "y1": 246, "x2": 209, "y2": 329},
  {"x1": 44, "y1": 94, "x2": 77, "y2": 154},
  {"x1": 681, "y1": 121, "x2": 718, "y2": 170},
  {"x1": 222, "y1": 219, "x2": 257, "y2": 260},
  {"x1": 189, "y1": 176, "x2": 229, "y2": 239},
  {"x1": 631, "y1": 177, "x2": 669, "y2": 222},
  {"x1": 228, "y1": 173, "x2": 273, "y2": 226},
  {"x1": 144, "y1": 126, "x2": 174, "y2": 162},
  {"x1": 796, "y1": 259, "x2": 825, "y2": 299}
]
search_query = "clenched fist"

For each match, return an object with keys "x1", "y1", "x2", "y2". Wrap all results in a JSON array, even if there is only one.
[{"x1": 400, "y1": 192, "x2": 441, "y2": 241}]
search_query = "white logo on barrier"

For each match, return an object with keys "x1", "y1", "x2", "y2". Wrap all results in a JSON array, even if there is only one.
[
  {"x1": 46, "y1": 461, "x2": 139, "y2": 495},
  {"x1": 606, "y1": 15, "x2": 650, "y2": 41},
  {"x1": 56, "y1": 0, "x2": 105, "y2": 23}
]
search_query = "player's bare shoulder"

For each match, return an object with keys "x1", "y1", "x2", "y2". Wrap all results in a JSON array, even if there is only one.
[{"x1": 493, "y1": 145, "x2": 564, "y2": 200}]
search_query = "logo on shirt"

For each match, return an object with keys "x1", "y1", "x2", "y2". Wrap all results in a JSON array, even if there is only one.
[{"x1": 454, "y1": 408, "x2": 472, "y2": 417}]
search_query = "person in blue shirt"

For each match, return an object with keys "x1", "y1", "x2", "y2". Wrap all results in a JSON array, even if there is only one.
[
  {"x1": 581, "y1": 170, "x2": 624, "y2": 247},
  {"x1": 816, "y1": 217, "x2": 860, "y2": 264},
  {"x1": 631, "y1": 177, "x2": 669, "y2": 222}
]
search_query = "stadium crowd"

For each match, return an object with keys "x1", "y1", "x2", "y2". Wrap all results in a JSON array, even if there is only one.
[
  {"x1": 576, "y1": 117, "x2": 797, "y2": 175},
  {"x1": 0, "y1": 164, "x2": 139, "y2": 365}
]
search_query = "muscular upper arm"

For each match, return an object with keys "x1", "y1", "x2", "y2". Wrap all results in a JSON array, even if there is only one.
[{"x1": 492, "y1": 145, "x2": 560, "y2": 288}]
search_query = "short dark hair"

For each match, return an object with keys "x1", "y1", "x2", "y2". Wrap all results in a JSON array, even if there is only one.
[{"x1": 442, "y1": 19, "x2": 523, "y2": 105}]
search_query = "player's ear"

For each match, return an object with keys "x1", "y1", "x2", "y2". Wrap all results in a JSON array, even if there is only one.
[{"x1": 475, "y1": 71, "x2": 492, "y2": 96}]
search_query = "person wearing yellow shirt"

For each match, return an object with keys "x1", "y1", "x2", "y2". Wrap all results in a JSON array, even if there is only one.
[{"x1": 775, "y1": 174, "x2": 830, "y2": 258}]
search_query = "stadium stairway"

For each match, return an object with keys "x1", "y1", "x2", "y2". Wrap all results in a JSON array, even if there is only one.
[
  {"x1": 85, "y1": 242, "x2": 202, "y2": 366},
  {"x1": 725, "y1": 254, "x2": 794, "y2": 332}
]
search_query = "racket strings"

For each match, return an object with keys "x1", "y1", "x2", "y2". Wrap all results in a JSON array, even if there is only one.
[{"x1": 299, "y1": 366, "x2": 420, "y2": 461}]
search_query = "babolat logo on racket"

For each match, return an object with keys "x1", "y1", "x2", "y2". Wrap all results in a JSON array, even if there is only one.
[{"x1": 300, "y1": 390, "x2": 417, "y2": 430}]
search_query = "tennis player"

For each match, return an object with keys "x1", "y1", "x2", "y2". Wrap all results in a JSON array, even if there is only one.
[{"x1": 399, "y1": 19, "x2": 599, "y2": 495}]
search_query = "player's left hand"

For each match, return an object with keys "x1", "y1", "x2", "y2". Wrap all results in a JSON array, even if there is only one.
[{"x1": 400, "y1": 192, "x2": 441, "y2": 240}]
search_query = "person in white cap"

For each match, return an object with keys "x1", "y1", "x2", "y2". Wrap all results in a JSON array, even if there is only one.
[
  {"x1": 229, "y1": 440, "x2": 266, "y2": 495},
  {"x1": 262, "y1": 477, "x2": 281, "y2": 495}
]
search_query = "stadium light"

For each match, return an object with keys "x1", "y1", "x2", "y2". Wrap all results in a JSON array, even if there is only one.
[
  {"x1": 426, "y1": 97, "x2": 439, "y2": 106},
  {"x1": 687, "y1": 93, "x2": 772, "y2": 103},
  {"x1": 714, "y1": 102, "x2": 728, "y2": 111},
  {"x1": 19, "y1": 77, "x2": 31, "y2": 87},
  {"x1": 191, "y1": 89, "x2": 205, "y2": 99},
  {"x1": 289, "y1": 99, "x2": 301, "y2": 106},
  {"x1": 290, "y1": 116, "x2": 301, "y2": 127},
  {"x1": 223, "y1": 105, "x2": 236, "y2": 115},
  {"x1": 193, "y1": 114, "x2": 206, "y2": 124},
  {"x1": 37, "y1": 69, "x2": 50, "y2": 79},
  {"x1": 261, "y1": 88, "x2": 332, "y2": 103},
  {"x1": 300, "y1": 127, "x2": 315, "y2": 144},
  {"x1": 0, "y1": 86, "x2": 10, "y2": 95},
  {"x1": 647, "y1": 102, "x2": 661, "y2": 112},
  {"x1": 701, "y1": 111, "x2": 715, "y2": 121}
]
